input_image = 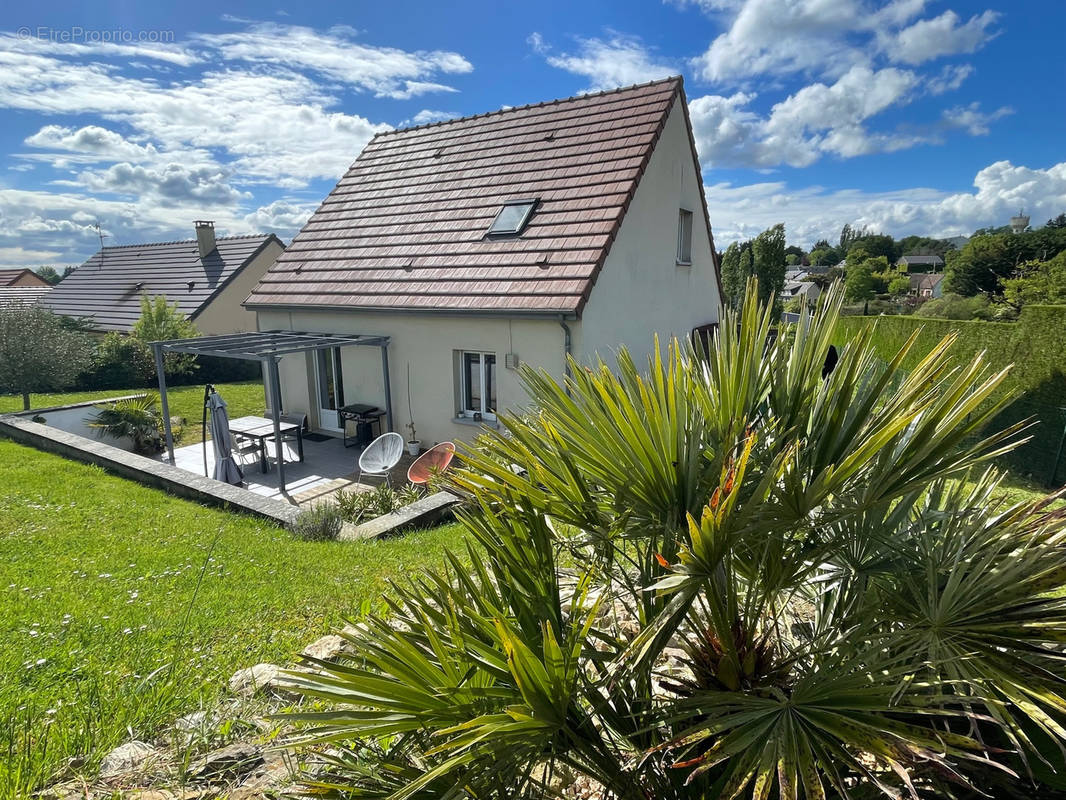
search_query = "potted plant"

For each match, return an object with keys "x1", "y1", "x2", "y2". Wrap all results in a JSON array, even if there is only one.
[{"x1": 405, "y1": 362, "x2": 421, "y2": 455}]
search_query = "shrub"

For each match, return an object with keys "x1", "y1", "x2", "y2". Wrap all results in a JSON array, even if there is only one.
[
  {"x1": 333, "y1": 484, "x2": 422, "y2": 524},
  {"x1": 282, "y1": 282, "x2": 1066, "y2": 798},
  {"x1": 292, "y1": 503, "x2": 344, "y2": 541},
  {"x1": 914, "y1": 291, "x2": 994, "y2": 320}
]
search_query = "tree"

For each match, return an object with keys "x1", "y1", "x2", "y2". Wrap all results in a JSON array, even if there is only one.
[
  {"x1": 888, "y1": 274, "x2": 911, "y2": 296},
  {"x1": 35, "y1": 266, "x2": 62, "y2": 285},
  {"x1": 751, "y1": 223, "x2": 786, "y2": 306},
  {"x1": 131, "y1": 295, "x2": 200, "y2": 379},
  {"x1": 1002, "y1": 250, "x2": 1066, "y2": 307},
  {"x1": 0, "y1": 305, "x2": 94, "y2": 409},
  {"x1": 718, "y1": 242, "x2": 746, "y2": 307},
  {"x1": 844, "y1": 257, "x2": 875, "y2": 301},
  {"x1": 285, "y1": 282, "x2": 1064, "y2": 799},
  {"x1": 944, "y1": 234, "x2": 1013, "y2": 296},
  {"x1": 1047, "y1": 213, "x2": 1066, "y2": 229},
  {"x1": 848, "y1": 233, "x2": 897, "y2": 262}
]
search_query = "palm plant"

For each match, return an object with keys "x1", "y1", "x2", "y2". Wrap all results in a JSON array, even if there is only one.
[
  {"x1": 88, "y1": 393, "x2": 165, "y2": 455},
  {"x1": 284, "y1": 281, "x2": 1066, "y2": 799}
]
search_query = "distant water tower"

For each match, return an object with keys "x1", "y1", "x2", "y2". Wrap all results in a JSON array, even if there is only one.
[{"x1": 1010, "y1": 209, "x2": 1030, "y2": 234}]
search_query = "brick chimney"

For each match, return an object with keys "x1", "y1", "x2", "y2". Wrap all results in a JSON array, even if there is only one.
[{"x1": 195, "y1": 220, "x2": 216, "y2": 258}]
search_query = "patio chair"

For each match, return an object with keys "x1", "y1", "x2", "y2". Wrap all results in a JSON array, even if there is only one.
[
  {"x1": 407, "y1": 441, "x2": 456, "y2": 485},
  {"x1": 357, "y1": 431, "x2": 404, "y2": 486}
]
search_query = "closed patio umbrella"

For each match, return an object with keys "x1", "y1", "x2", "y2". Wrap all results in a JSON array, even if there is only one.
[{"x1": 206, "y1": 390, "x2": 243, "y2": 485}]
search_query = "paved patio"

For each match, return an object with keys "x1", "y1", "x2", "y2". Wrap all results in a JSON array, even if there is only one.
[{"x1": 168, "y1": 435, "x2": 418, "y2": 505}]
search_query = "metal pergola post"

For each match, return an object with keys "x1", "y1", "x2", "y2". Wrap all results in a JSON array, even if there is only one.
[
  {"x1": 153, "y1": 343, "x2": 176, "y2": 465},
  {"x1": 267, "y1": 356, "x2": 286, "y2": 494},
  {"x1": 381, "y1": 343, "x2": 393, "y2": 433}
]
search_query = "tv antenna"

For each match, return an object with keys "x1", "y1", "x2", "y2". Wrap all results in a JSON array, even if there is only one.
[{"x1": 93, "y1": 222, "x2": 109, "y2": 269}]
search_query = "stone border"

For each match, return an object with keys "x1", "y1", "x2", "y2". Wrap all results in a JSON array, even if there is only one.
[
  {"x1": 0, "y1": 414, "x2": 301, "y2": 528},
  {"x1": 14, "y1": 393, "x2": 148, "y2": 416}
]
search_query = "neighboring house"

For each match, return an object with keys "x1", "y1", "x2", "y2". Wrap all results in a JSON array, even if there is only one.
[
  {"x1": 897, "y1": 254, "x2": 944, "y2": 273},
  {"x1": 783, "y1": 280, "x2": 820, "y2": 304},
  {"x1": 43, "y1": 222, "x2": 284, "y2": 334},
  {"x1": 0, "y1": 268, "x2": 51, "y2": 288},
  {"x1": 785, "y1": 268, "x2": 809, "y2": 282},
  {"x1": 0, "y1": 285, "x2": 52, "y2": 308},
  {"x1": 246, "y1": 77, "x2": 722, "y2": 446},
  {"x1": 910, "y1": 273, "x2": 944, "y2": 298}
]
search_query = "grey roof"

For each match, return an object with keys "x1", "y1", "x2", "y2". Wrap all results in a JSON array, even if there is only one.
[
  {"x1": 898, "y1": 254, "x2": 944, "y2": 267},
  {"x1": 909, "y1": 272, "x2": 944, "y2": 290},
  {"x1": 0, "y1": 286, "x2": 52, "y2": 307},
  {"x1": 43, "y1": 234, "x2": 283, "y2": 332}
]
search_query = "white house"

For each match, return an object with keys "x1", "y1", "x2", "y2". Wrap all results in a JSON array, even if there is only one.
[{"x1": 244, "y1": 77, "x2": 722, "y2": 448}]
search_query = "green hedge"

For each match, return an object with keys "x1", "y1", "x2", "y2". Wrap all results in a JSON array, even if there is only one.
[{"x1": 835, "y1": 306, "x2": 1066, "y2": 485}]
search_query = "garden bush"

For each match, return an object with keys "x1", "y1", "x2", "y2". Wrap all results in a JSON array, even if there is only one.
[
  {"x1": 291, "y1": 503, "x2": 344, "y2": 541},
  {"x1": 282, "y1": 282, "x2": 1066, "y2": 799},
  {"x1": 333, "y1": 483, "x2": 422, "y2": 524}
]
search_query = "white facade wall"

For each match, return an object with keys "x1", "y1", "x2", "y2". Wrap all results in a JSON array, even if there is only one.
[
  {"x1": 192, "y1": 239, "x2": 285, "y2": 335},
  {"x1": 254, "y1": 308, "x2": 566, "y2": 447},
  {"x1": 572, "y1": 97, "x2": 720, "y2": 365}
]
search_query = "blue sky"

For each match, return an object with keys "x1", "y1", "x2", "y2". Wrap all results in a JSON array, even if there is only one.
[{"x1": 1, "y1": 0, "x2": 1063, "y2": 269}]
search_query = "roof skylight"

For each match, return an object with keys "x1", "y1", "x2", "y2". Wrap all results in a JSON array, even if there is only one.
[{"x1": 487, "y1": 199, "x2": 538, "y2": 236}]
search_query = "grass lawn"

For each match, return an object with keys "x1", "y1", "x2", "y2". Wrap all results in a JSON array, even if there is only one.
[
  {"x1": 0, "y1": 439, "x2": 469, "y2": 799},
  {"x1": 0, "y1": 381, "x2": 267, "y2": 446}
]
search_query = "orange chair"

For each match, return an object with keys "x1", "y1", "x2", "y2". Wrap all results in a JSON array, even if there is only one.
[{"x1": 407, "y1": 441, "x2": 456, "y2": 485}]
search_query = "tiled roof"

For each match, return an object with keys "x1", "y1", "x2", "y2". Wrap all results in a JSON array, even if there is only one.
[
  {"x1": 899, "y1": 254, "x2": 943, "y2": 266},
  {"x1": 43, "y1": 234, "x2": 282, "y2": 332},
  {"x1": 246, "y1": 76, "x2": 704, "y2": 315},
  {"x1": 0, "y1": 286, "x2": 52, "y2": 307},
  {"x1": 0, "y1": 268, "x2": 50, "y2": 287}
]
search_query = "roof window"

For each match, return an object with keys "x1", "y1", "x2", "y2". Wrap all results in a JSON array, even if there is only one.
[{"x1": 487, "y1": 199, "x2": 538, "y2": 236}]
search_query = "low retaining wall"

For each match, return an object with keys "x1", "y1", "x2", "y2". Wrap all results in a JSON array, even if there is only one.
[
  {"x1": 341, "y1": 491, "x2": 462, "y2": 540},
  {"x1": 0, "y1": 413, "x2": 301, "y2": 528}
]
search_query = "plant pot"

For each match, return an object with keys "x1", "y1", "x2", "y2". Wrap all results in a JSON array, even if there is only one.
[{"x1": 407, "y1": 440, "x2": 421, "y2": 456}]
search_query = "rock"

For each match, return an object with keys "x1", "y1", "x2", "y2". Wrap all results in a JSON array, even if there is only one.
[
  {"x1": 174, "y1": 710, "x2": 208, "y2": 732},
  {"x1": 187, "y1": 742, "x2": 264, "y2": 784},
  {"x1": 227, "y1": 663, "x2": 299, "y2": 699},
  {"x1": 127, "y1": 791, "x2": 177, "y2": 800},
  {"x1": 98, "y1": 740, "x2": 160, "y2": 777},
  {"x1": 301, "y1": 633, "x2": 349, "y2": 663}
]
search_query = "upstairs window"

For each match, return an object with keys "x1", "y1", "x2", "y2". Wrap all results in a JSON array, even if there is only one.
[
  {"x1": 677, "y1": 209, "x2": 693, "y2": 265},
  {"x1": 487, "y1": 199, "x2": 538, "y2": 236}
]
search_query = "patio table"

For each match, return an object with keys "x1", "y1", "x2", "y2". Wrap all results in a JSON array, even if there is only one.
[{"x1": 228, "y1": 415, "x2": 304, "y2": 473}]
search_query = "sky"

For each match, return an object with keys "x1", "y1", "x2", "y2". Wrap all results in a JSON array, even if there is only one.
[{"x1": 0, "y1": 0, "x2": 1063, "y2": 270}]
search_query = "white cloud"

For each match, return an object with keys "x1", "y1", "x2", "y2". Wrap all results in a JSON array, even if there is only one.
[
  {"x1": 883, "y1": 10, "x2": 1000, "y2": 65},
  {"x1": 405, "y1": 109, "x2": 460, "y2": 126},
  {"x1": 24, "y1": 125, "x2": 160, "y2": 162},
  {"x1": 942, "y1": 102, "x2": 1013, "y2": 136},
  {"x1": 77, "y1": 162, "x2": 250, "y2": 207},
  {"x1": 191, "y1": 22, "x2": 471, "y2": 99},
  {"x1": 927, "y1": 63, "x2": 974, "y2": 95},
  {"x1": 689, "y1": 66, "x2": 937, "y2": 168},
  {"x1": 243, "y1": 199, "x2": 319, "y2": 238},
  {"x1": 690, "y1": 0, "x2": 998, "y2": 85},
  {"x1": 707, "y1": 161, "x2": 1066, "y2": 248},
  {"x1": 0, "y1": 55, "x2": 392, "y2": 184},
  {"x1": 528, "y1": 32, "x2": 676, "y2": 92},
  {"x1": 0, "y1": 32, "x2": 200, "y2": 67}
]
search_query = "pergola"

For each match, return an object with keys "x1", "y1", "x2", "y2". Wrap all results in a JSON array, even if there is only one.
[{"x1": 151, "y1": 330, "x2": 392, "y2": 494}]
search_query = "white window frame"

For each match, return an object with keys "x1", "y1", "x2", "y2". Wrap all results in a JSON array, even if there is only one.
[
  {"x1": 676, "y1": 208, "x2": 693, "y2": 265},
  {"x1": 459, "y1": 350, "x2": 497, "y2": 420}
]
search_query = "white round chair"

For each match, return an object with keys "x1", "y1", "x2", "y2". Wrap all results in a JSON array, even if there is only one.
[{"x1": 357, "y1": 431, "x2": 405, "y2": 486}]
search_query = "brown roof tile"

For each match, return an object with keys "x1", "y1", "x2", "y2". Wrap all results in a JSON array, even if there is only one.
[{"x1": 246, "y1": 77, "x2": 691, "y2": 315}]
